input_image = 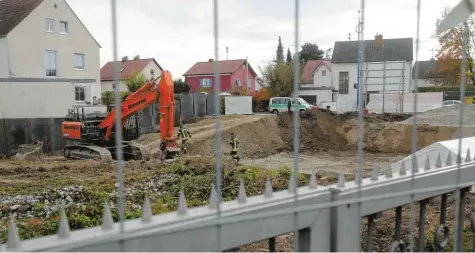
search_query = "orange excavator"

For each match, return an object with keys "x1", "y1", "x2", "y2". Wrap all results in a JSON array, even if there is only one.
[{"x1": 61, "y1": 70, "x2": 180, "y2": 161}]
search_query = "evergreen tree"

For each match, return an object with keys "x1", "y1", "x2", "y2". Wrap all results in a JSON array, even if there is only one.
[
  {"x1": 286, "y1": 48, "x2": 292, "y2": 64},
  {"x1": 275, "y1": 36, "x2": 284, "y2": 63}
]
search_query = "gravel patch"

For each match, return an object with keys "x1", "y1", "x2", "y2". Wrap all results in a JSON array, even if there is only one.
[{"x1": 400, "y1": 104, "x2": 475, "y2": 127}]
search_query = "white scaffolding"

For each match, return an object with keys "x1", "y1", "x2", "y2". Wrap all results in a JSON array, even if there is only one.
[{"x1": 360, "y1": 61, "x2": 407, "y2": 113}]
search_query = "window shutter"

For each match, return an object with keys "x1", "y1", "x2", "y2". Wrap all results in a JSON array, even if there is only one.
[
  {"x1": 84, "y1": 85, "x2": 91, "y2": 102},
  {"x1": 209, "y1": 78, "x2": 213, "y2": 87}
]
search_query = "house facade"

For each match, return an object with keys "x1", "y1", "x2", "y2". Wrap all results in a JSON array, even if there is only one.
[
  {"x1": 0, "y1": 0, "x2": 101, "y2": 118},
  {"x1": 300, "y1": 60, "x2": 332, "y2": 88},
  {"x1": 100, "y1": 56, "x2": 163, "y2": 93},
  {"x1": 331, "y1": 34, "x2": 413, "y2": 95},
  {"x1": 412, "y1": 59, "x2": 439, "y2": 90},
  {"x1": 183, "y1": 59, "x2": 257, "y2": 95}
]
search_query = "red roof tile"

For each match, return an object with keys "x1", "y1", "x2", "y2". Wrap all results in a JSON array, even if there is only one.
[
  {"x1": 183, "y1": 59, "x2": 257, "y2": 76},
  {"x1": 0, "y1": 0, "x2": 43, "y2": 37},
  {"x1": 100, "y1": 58, "x2": 162, "y2": 81},
  {"x1": 301, "y1": 60, "x2": 331, "y2": 84}
]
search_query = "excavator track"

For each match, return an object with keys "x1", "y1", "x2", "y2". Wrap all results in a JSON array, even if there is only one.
[
  {"x1": 64, "y1": 144, "x2": 113, "y2": 161},
  {"x1": 125, "y1": 141, "x2": 151, "y2": 161}
]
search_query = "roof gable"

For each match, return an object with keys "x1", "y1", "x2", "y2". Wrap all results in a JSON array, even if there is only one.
[
  {"x1": 100, "y1": 58, "x2": 163, "y2": 81},
  {"x1": 412, "y1": 59, "x2": 445, "y2": 79},
  {"x1": 0, "y1": 0, "x2": 101, "y2": 47},
  {"x1": 183, "y1": 59, "x2": 257, "y2": 77},
  {"x1": 0, "y1": 0, "x2": 43, "y2": 37},
  {"x1": 301, "y1": 60, "x2": 331, "y2": 84},
  {"x1": 331, "y1": 37, "x2": 413, "y2": 63}
]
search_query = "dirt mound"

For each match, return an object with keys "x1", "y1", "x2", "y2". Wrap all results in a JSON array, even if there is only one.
[
  {"x1": 278, "y1": 110, "x2": 349, "y2": 152},
  {"x1": 279, "y1": 109, "x2": 471, "y2": 154},
  {"x1": 401, "y1": 104, "x2": 475, "y2": 127},
  {"x1": 188, "y1": 116, "x2": 286, "y2": 159}
]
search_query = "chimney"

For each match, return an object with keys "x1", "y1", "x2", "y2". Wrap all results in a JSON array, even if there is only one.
[
  {"x1": 134, "y1": 55, "x2": 140, "y2": 60},
  {"x1": 122, "y1": 56, "x2": 128, "y2": 61},
  {"x1": 374, "y1": 33, "x2": 383, "y2": 48},
  {"x1": 209, "y1": 59, "x2": 214, "y2": 62}
]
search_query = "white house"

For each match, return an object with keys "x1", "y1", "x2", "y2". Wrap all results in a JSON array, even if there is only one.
[
  {"x1": 300, "y1": 60, "x2": 332, "y2": 88},
  {"x1": 331, "y1": 34, "x2": 413, "y2": 96},
  {"x1": 0, "y1": 0, "x2": 102, "y2": 119},
  {"x1": 100, "y1": 56, "x2": 163, "y2": 93},
  {"x1": 299, "y1": 60, "x2": 335, "y2": 105},
  {"x1": 412, "y1": 59, "x2": 439, "y2": 90}
]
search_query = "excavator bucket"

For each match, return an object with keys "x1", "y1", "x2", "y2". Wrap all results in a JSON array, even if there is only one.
[{"x1": 15, "y1": 141, "x2": 45, "y2": 162}]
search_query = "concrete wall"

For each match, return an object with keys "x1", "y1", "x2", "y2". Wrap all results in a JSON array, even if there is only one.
[{"x1": 0, "y1": 81, "x2": 75, "y2": 119}]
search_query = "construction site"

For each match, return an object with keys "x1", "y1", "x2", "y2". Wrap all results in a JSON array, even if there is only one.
[{"x1": 2, "y1": 93, "x2": 475, "y2": 250}]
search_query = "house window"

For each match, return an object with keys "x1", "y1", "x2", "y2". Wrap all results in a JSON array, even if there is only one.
[
  {"x1": 338, "y1": 72, "x2": 349, "y2": 94},
  {"x1": 200, "y1": 78, "x2": 212, "y2": 87},
  {"x1": 150, "y1": 69, "x2": 155, "y2": 77},
  {"x1": 322, "y1": 70, "x2": 326, "y2": 76},
  {"x1": 236, "y1": 78, "x2": 242, "y2": 86},
  {"x1": 75, "y1": 86, "x2": 86, "y2": 101},
  {"x1": 45, "y1": 50, "x2": 57, "y2": 77},
  {"x1": 247, "y1": 79, "x2": 251, "y2": 88},
  {"x1": 60, "y1": 21, "x2": 68, "y2": 34},
  {"x1": 74, "y1": 53, "x2": 85, "y2": 70},
  {"x1": 45, "y1": 18, "x2": 55, "y2": 32}
]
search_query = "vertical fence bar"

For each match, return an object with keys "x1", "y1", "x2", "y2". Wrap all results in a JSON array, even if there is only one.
[
  {"x1": 109, "y1": 0, "x2": 125, "y2": 239},
  {"x1": 292, "y1": 0, "x2": 301, "y2": 251},
  {"x1": 355, "y1": 0, "x2": 366, "y2": 250},
  {"x1": 409, "y1": 0, "x2": 422, "y2": 251},
  {"x1": 454, "y1": 21, "x2": 468, "y2": 252},
  {"x1": 212, "y1": 0, "x2": 222, "y2": 251}
]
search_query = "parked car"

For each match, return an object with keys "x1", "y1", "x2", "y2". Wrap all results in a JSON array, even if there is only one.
[
  {"x1": 442, "y1": 100, "x2": 462, "y2": 107},
  {"x1": 269, "y1": 97, "x2": 313, "y2": 114}
]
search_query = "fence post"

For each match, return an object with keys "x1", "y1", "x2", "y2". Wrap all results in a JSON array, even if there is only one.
[
  {"x1": 330, "y1": 187, "x2": 361, "y2": 251},
  {"x1": 297, "y1": 207, "x2": 332, "y2": 251}
]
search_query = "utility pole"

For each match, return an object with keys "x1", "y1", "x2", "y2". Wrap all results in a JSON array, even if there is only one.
[
  {"x1": 226, "y1": 47, "x2": 229, "y2": 60},
  {"x1": 347, "y1": 33, "x2": 351, "y2": 41},
  {"x1": 245, "y1": 56, "x2": 249, "y2": 95}
]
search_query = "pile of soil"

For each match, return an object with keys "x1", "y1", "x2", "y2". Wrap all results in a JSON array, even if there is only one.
[
  {"x1": 401, "y1": 104, "x2": 475, "y2": 127},
  {"x1": 278, "y1": 109, "x2": 470, "y2": 154}
]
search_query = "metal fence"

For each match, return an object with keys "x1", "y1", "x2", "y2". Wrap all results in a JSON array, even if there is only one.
[{"x1": 3, "y1": 0, "x2": 475, "y2": 252}]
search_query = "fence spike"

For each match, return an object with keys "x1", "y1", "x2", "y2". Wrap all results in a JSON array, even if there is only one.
[
  {"x1": 424, "y1": 156, "x2": 431, "y2": 171},
  {"x1": 466, "y1": 148, "x2": 472, "y2": 162},
  {"x1": 309, "y1": 168, "x2": 318, "y2": 189},
  {"x1": 399, "y1": 159, "x2": 407, "y2": 176},
  {"x1": 262, "y1": 176, "x2": 272, "y2": 198},
  {"x1": 288, "y1": 171, "x2": 297, "y2": 193},
  {"x1": 456, "y1": 152, "x2": 462, "y2": 164},
  {"x1": 238, "y1": 179, "x2": 247, "y2": 203},
  {"x1": 337, "y1": 172, "x2": 345, "y2": 188},
  {"x1": 446, "y1": 152, "x2": 453, "y2": 166},
  {"x1": 6, "y1": 215, "x2": 20, "y2": 249},
  {"x1": 178, "y1": 190, "x2": 188, "y2": 216},
  {"x1": 436, "y1": 153, "x2": 442, "y2": 168},
  {"x1": 142, "y1": 194, "x2": 153, "y2": 223},
  {"x1": 385, "y1": 164, "x2": 393, "y2": 178},
  {"x1": 102, "y1": 201, "x2": 114, "y2": 230},
  {"x1": 58, "y1": 207, "x2": 70, "y2": 239},
  {"x1": 371, "y1": 168, "x2": 378, "y2": 181},
  {"x1": 412, "y1": 155, "x2": 419, "y2": 173},
  {"x1": 209, "y1": 183, "x2": 218, "y2": 209}
]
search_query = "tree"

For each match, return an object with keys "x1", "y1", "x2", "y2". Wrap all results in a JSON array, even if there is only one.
[
  {"x1": 101, "y1": 91, "x2": 114, "y2": 112},
  {"x1": 275, "y1": 36, "x2": 284, "y2": 63},
  {"x1": 258, "y1": 57, "x2": 304, "y2": 97},
  {"x1": 434, "y1": 6, "x2": 475, "y2": 86},
  {"x1": 286, "y1": 48, "x2": 292, "y2": 64},
  {"x1": 173, "y1": 78, "x2": 191, "y2": 93},
  {"x1": 323, "y1": 48, "x2": 333, "y2": 60},
  {"x1": 125, "y1": 72, "x2": 147, "y2": 92},
  {"x1": 299, "y1": 42, "x2": 324, "y2": 63}
]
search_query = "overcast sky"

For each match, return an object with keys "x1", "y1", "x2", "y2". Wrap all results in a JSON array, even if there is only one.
[{"x1": 68, "y1": 0, "x2": 462, "y2": 79}]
